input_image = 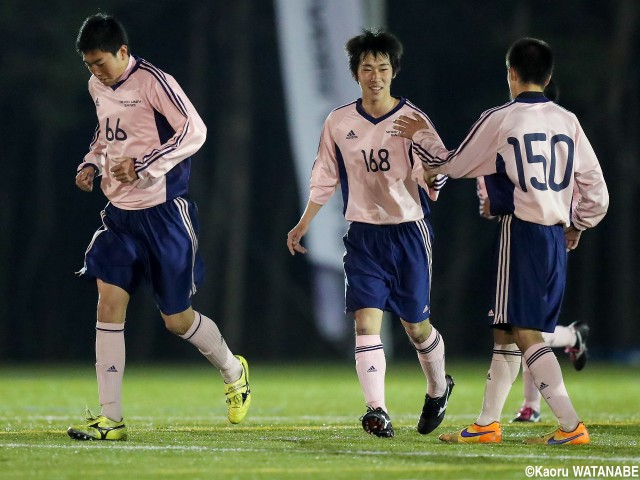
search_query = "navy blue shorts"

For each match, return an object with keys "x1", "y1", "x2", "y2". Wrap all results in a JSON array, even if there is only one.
[
  {"x1": 343, "y1": 220, "x2": 433, "y2": 323},
  {"x1": 489, "y1": 214, "x2": 566, "y2": 333},
  {"x1": 78, "y1": 198, "x2": 204, "y2": 315}
]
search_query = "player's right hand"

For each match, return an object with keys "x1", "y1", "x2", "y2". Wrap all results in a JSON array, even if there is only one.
[
  {"x1": 564, "y1": 225, "x2": 582, "y2": 252},
  {"x1": 287, "y1": 223, "x2": 309, "y2": 256},
  {"x1": 75, "y1": 166, "x2": 95, "y2": 192}
]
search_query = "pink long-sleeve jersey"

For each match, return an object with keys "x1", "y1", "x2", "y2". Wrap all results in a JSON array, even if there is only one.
[
  {"x1": 412, "y1": 93, "x2": 608, "y2": 230},
  {"x1": 310, "y1": 98, "x2": 445, "y2": 224},
  {"x1": 78, "y1": 55, "x2": 207, "y2": 210}
]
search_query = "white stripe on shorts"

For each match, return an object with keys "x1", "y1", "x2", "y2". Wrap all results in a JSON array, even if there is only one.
[
  {"x1": 173, "y1": 197, "x2": 199, "y2": 296},
  {"x1": 494, "y1": 215, "x2": 512, "y2": 326},
  {"x1": 415, "y1": 219, "x2": 432, "y2": 292}
]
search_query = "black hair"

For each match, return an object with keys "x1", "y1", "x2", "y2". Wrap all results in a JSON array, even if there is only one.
[
  {"x1": 345, "y1": 29, "x2": 403, "y2": 81},
  {"x1": 544, "y1": 78, "x2": 560, "y2": 102},
  {"x1": 506, "y1": 37, "x2": 553, "y2": 86},
  {"x1": 76, "y1": 13, "x2": 128, "y2": 55}
]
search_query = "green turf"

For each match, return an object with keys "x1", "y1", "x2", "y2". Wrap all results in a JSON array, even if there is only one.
[{"x1": 0, "y1": 361, "x2": 638, "y2": 479}]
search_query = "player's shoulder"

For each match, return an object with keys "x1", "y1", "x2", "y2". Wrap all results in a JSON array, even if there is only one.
[
  {"x1": 402, "y1": 98, "x2": 425, "y2": 115},
  {"x1": 401, "y1": 98, "x2": 438, "y2": 126},
  {"x1": 135, "y1": 57, "x2": 170, "y2": 82},
  {"x1": 325, "y1": 100, "x2": 358, "y2": 124},
  {"x1": 481, "y1": 100, "x2": 517, "y2": 118},
  {"x1": 329, "y1": 100, "x2": 358, "y2": 115},
  {"x1": 547, "y1": 101, "x2": 578, "y2": 120}
]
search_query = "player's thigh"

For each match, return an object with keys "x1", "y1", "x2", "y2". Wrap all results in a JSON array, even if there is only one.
[
  {"x1": 343, "y1": 223, "x2": 391, "y2": 312},
  {"x1": 145, "y1": 198, "x2": 205, "y2": 315},
  {"x1": 491, "y1": 215, "x2": 565, "y2": 332},
  {"x1": 388, "y1": 219, "x2": 433, "y2": 323},
  {"x1": 81, "y1": 206, "x2": 145, "y2": 295}
]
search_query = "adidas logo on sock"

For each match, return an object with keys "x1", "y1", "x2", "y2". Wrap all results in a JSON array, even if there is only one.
[
  {"x1": 539, "y1": 382, "x2": 549, "y2": 390},
  {"x1": 367, "y1": 365, "x2": 378, "y2": 373},
  {"x1": 106, "y1": 365, "x2": 118, "y2": 373},
  {"x1": 346, "y1": 130, "x2": 358, "y2": 139}
]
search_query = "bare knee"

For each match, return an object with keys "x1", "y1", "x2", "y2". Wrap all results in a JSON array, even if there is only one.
[
  {"x1": 354, "y1": 308, "x2": 383, "y2": 336},
  {"x1": 96, "y1": 281, "x2": 129, "y2": 324},
  {"x1": 403, "y1": 318, "x2": 432, "y2": 344},
  {"x1": 161, "y1": 307, "x2": 195, "y2": 335}
]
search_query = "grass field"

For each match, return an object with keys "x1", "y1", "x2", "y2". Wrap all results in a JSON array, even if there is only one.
[{"x1": 1, "y1": 360, "x2": 638, "y2": 480}]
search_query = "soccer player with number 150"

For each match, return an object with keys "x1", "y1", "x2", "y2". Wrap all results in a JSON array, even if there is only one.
[{"x1": 394, "y1": 37, "x2": 608, "y2": 445}]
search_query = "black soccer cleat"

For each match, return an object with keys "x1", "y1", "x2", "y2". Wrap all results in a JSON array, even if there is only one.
[
  {"x1": 566, "y1": 321, "x2": 589, "y2": 372},
  {"x1": 361, "y1": 406, "x2": 395, "y2": 438},
  {"x1": 417, "y1": 374, "x2": 455, "y2": 435}
]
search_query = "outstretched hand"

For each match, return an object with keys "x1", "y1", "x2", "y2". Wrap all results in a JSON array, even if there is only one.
[{"x1": 393, "y1": 113, "x2": 429, "y2": 139}]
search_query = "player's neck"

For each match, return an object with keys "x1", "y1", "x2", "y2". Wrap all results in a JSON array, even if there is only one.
[
  {"x1": 361, "y1": 95, "x2": 398, "y2": 119},
  {"x1": 510, "y1": 82, "x2": 544, "y2": 99}
]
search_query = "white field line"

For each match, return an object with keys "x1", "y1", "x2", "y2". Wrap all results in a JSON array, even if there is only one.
[{"x1": 1, "y1": 442, "x2": 638, "y2": 464}]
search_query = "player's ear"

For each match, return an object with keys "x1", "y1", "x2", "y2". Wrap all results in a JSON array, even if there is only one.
[{"x1": 508, "y1": 66, "x2": 519, "y2": 83}]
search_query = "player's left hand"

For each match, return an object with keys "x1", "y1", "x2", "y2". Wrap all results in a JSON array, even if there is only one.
[
  {"x1": 110, "y1": 157, "x2": 138, "y2": 184},
  {"x1": 393, "y1": 113, "x2": 429, "y2": 139},
  {"x1": 564, "y1": 225, "x2": 582, "y2": 252}
]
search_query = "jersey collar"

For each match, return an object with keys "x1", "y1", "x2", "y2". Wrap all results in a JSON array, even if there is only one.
[
  {"x1": 514, "y1": 91, "x2": 550, "y2": 103},
  {"x1": 110, "y1": 55, "x2": 143, "y2": 91},
  {"x1": 356, "y1": 97, "x2": 406, "y2": 124}
]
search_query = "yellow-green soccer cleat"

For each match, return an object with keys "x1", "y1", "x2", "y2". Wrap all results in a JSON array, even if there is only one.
[
  {"x1": 67, "y1": 409, "x2": 127, "y2": 441},
  {"x1": 224, "y1": 355, "x2": 251, "y2": 424},
  {"x1": 524, "y1": 422, "x2": 590, "y2": 445}
]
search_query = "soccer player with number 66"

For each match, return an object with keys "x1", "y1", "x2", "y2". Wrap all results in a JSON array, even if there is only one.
[{"x1": 69, "y1": 13, "x2": 251, "y2": 441}]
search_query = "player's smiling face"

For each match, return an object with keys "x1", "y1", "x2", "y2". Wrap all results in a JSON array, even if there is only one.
[
  {"x1": 357, "y1": 52, "x2": 394, "y2": 101},
  {"x1": 83, "y1": 46, "x2": 129, "y2": 87}
]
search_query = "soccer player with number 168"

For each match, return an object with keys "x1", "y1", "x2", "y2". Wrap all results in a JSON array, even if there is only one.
[
  {"x1": 394, "y1": 37, "x2": 608, "y2": 445},
  {"x1": 287, "y1": 29, "x2": 454, "y2": 438}
]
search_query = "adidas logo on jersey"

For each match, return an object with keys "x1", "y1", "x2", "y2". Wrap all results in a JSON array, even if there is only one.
[
  {"x1": 95, "y1": 98, "x2": 100, "y2": 107},
  {"x1": 539, "y1": 382, "x2": 549, "y2": 390},
  {"x1": 346, "y1": 130, "x2": 358, "y2": 139},
  {"x1": 367, "y1": 365, "x2": 378, "y2": 373},
  {"x1": 106, "y1": 365, "x2": 118, "y2": 373}
]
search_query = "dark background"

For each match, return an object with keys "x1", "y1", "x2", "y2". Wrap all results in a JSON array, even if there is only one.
[{"x1": 0, "y1": 0, "x2": 637, "y2": 363}]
